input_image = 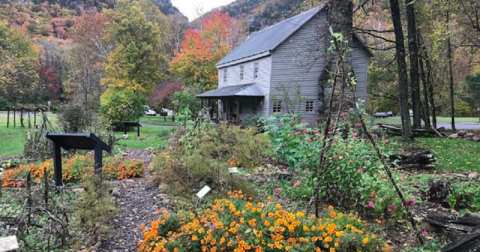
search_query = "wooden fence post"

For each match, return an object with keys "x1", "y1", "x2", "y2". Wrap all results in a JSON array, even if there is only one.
[
  {"x1": 7, "y1": 108, "x2": 9, "y2": 128},
  {"x1": 44, "y1": 166, "x2": 48, "y2": 207},
  {"x1": 27, "y1": 172, "x2": 32, "y2": 226},
  {"x1": 13, "y1": 110, "x2": 16, "y2": 128}
]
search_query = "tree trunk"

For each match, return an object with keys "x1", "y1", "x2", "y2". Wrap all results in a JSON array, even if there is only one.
[
  {"x1": 424, "y1": 52, "x2": 437, "y2": 128},
  {"x1": 419, "y1": 56, "x2": 431, "y2": 128},
  {"x1": 447, "y1": 11, "x2": 456, "y2": 132},
  {"x1": 389, "y1": 0, "x2": 413, "y2": 140},
  {"x1": 406, "y1": 0, "x2": 422, "y2": 129}
]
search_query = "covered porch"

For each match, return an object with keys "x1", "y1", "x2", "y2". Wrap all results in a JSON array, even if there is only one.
[{"x1": 196, "y1": 84, "x2": 265, "y2": 125}]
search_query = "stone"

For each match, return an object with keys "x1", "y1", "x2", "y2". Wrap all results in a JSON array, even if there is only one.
[
  {"x1": 421, "y1": 221, "x2": 441, "y2": 233},
  {"x1": 473, "y1": 137, "x2": 480, "y2": 142},
  {"x1": 468, "y1": 172, "x2": 479, "y2": 179},
  {"x1": 257, "y1": 167, "x2": 265, "y2": 173},
  {"x1": 448, "y1": 134, "x2": 459, "y2": 139},
  {"x1": 111, "y1": 187, "x2": 121, "y2": 197},
  {"x1": 72, "y1": 187, "x2": 85, "y2": 193},
  {"x1": 266, "y1": 164, "x2": 273, "y2": 169},
  {"x1": 466, "y1": 133, "x2": 475, "y2": 139},
  {"x1": 457, "y1": 131, "x2": 468, "y2": 137}
]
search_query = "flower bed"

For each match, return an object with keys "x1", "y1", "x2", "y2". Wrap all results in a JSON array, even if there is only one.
[
  {"x1": 139, "y1": 191, "x2": 390, "y2": 252},
  {"x1": 2, "y1": 155, "x2": 144, "y2": 187}
]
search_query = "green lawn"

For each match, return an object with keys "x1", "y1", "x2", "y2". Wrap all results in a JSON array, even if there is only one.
[
  {"x1": 0, "y1": 113, "x2": 53, "y2": 157},
  {"x1": 373, "y1": 116, "x2": 479, "y2": 125},
  {"x1": 384, "y1": 137, "x2": 480, "y2": 173},
  {"x1": 114, "y1": 125, "x2": 177, "y2": 151},
  {"x1": 139, "y1": 115, "x2": 177, "y2": 124}
]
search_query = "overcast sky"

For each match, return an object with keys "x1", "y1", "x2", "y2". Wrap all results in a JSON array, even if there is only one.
[{"x1": 170, "y1": 0, "x2": 236, "y2": 21}]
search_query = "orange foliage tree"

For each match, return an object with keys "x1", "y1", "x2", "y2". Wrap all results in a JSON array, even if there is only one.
[{"x1": 170, "y1": 11, "x2": 232, "y2": 92}]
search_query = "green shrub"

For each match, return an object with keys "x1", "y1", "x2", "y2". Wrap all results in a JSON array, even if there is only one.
[
  {"x1": 57, "y1": 103, "x2": 88, "y2": 133},
  {"x1": 149, "y1": 122, "x2": 271, "y2": 205},
  {"x1": 100, "y1": 88, "x2": 146, "y2": 128},
  {"x1": 448, "y1": 181, "x2": 480, "y2": 212},
  {"x1": 71, "y1": 176, "x2": 117, "y2": 249}
]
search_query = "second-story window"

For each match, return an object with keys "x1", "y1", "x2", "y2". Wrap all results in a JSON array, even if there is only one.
[
  {"x1": 240, "y1": 65, "x2": 244, "y2": 80},
  {"x1": 224, "y1": 69, "x2": 227, "y2": 83},
  {"x1": 254, "y1": 62, "x2": 259, "y2": 79}
]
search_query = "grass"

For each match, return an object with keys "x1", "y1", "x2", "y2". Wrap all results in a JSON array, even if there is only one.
[
  {"x1": 139, "y1": 115, "x2": 177, "y2": 124},
  {"x1": 384, "y1": 137, "x2": 480, "y2": 173},
  {"x1": 114, "y1": 125, "x2": 177, "y2": 151},
  {"x1": 372, "y1": 116, "x2": 479, "y2": 125}
]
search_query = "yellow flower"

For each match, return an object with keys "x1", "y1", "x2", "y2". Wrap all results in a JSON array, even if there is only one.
[
  {"x1": 362, "y1": 237, "x2": 369, "y2": 244},
  {"x1": 296, "y1": 212, "x2": 305, "y2": 218},
  {"x1": 276, "y1": 204, "x2": 282, "y2": 209}
]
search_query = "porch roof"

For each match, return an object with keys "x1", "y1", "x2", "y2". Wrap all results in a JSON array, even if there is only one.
[{"x1": 197, "y1": 84, "x2": 264, "y2": 99}]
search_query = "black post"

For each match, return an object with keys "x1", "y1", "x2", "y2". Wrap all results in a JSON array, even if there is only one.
[
  {"x1": 6, "y1": 108, "x2": 9, "y2": 128},
  {"x1": 94, "y1": 144, "x2": 103, "y2": 175},
  {"x1": 53, "y1": 143, "x2": 63, "y2": 187},
  {"x1": 13, "y1": 110, "x2": 16, "y2": 128},
  {"x1": 137, "y1": 124, "x2": 140, "y2": 137},
  {"x1": 124, "y1": 123, "x2": 127, "y2": 135},
  {"x1": 172, "y1": 115, "x2": 175, "y2": 122},
  {"x1": 34, "y1": 110, "x2": 36, "y2": 128}
]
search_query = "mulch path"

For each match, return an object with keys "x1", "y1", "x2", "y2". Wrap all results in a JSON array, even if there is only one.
[{"x1": 100, "y1": 149, "x2": 171, "y2": 252}]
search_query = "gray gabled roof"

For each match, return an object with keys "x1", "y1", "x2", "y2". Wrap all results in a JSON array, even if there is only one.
[
  {"x1": 197, "y1": 84, "x2": 264, "y2": 98},
  {"x1": 217, "y1": 5, "x2": 326, "y2": 67}
]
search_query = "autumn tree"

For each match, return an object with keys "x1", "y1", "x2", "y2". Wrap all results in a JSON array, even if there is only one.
[
  {"x1": 100, "y1": 0, "x2": 167, "y2": 126},
  {"x1": 67, "y1": 11, "x2": 110, "y2": 122},
  {"x1": 148, "y1": 81, "x2": 183, "y2": 112},
  {"x1": 170, "y1": 11, "x2": 232, "y2": 92},
  {"x1": 0, "y1": 21, "x2": 40, "y2": 105},
  {"x1": 101, "y1": 0, "x2": 167, "y2": 96}
]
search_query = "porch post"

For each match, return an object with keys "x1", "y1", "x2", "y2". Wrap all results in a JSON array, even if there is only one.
[{"x1": 236, "y1": 99, "x2": 240, "y2": 125}]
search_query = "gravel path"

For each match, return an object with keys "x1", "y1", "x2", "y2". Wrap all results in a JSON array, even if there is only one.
[{"x1": 100, "y1": 149, "x2": 171, "y2": 252}]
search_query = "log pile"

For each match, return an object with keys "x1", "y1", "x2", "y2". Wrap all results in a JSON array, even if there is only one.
[
  {"x1": 389, "y1": 151, "x2": 436, "y2": 170},
  {"x1": 379, "y1": 124, "x2": 445, "y2": 137},
  {"x1": 423, "y1": 212, "x2": 480, "y2": 252}
]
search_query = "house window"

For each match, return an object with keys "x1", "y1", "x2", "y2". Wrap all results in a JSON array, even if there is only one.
[
  {"x1": 224, "y1": 69, "x2": 228, "y2": 83},
  {"x1": 254, "y1": 62, "x2": 259, "y2": 79},
  {"x1": 273, "y1": 101, "x2": 282, "y2": 113},
  {"x1": 306, "y1": 101, "x2": 314, "y2": 112},
  {"x1": 240, "y1": 65, "x2": 244, "y2": 80}
]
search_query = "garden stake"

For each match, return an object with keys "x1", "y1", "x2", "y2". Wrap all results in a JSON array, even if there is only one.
[
  {"x1": 309, "y1": 30, "x2": 424, "y2": 245},
  {"x1": 7, "y1": 108, "x2": 9, "y2": 127}
]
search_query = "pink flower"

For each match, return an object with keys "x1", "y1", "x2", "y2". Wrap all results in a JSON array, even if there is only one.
[
  {"x1": 301, "y1": 121, "x2": 306, "y2": 124},
  {"x1": 329, "y1": 159, "x2": 333, "y2": 164},
  {"x1": 295, "y1": 180, "x2": 301, "y2": 186},
  {"x1": 371, "y1": 133, "x2": 377, "y2": 139},
  {"x1": 303, "y1": 128, "x2": 308, "y2": 133},
  {"x1": 389, "y1": 205, "x2": 397, "y2": 212},
  {"x1": 384, "y1": 139, "x2": 391, "y2": 144},
  {"x1": 314, "y1": 130, "x2": 319, "y2": 134},
  {"x1": 407, "y1": 200, "x2": 415, "y2": 206},
  {"x1": 292, "y1": 185, "x2": 297, "y2": 190},
  {"x1": 340, "y1": 113, "x2": 346, "y2": 117},
  {"x1": 352, "y1": 133, "x2": 358, "y2": 138},
  {"x1": 358, "y1": 168, "x2": 363, "y2": 172},
  {"x1": 275, "y1": 188, "x2": 280, "y2": 194},
  {"x1": 355, "y1": 123, "x2": 361, "y2": 127},
  {"x1": 345, "y1": 121, "x2": 349, "y2": 125},
  {"x1": 371, "y1": 192, "x2": 377, "y2": 199},
  {"x1": 423, "y1": 230, "x2": 428, "y2": 237},
  {"x1": 293, "y1": 132, "x2": 298, "y2": 136},
  {"x1": 368, "y1": 201, "x2": 375, "y2": 208},
  {"x1": 306, "y1": 137, "x2": 312, "y2": 142},
  {"x1": 328, "y1": 131, "x2": 333, "y2": 135}
]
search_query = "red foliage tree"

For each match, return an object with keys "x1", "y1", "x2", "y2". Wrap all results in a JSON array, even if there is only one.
[
  {"x1": 148, "y1": 81, "x2": 184, "y2": 111},
  {"x1": 38, "y1": 64, "x2": 61, "y2": 101}
]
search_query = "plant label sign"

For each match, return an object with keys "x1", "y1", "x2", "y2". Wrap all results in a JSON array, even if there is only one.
[
  {"x1": 196, "y1": 186, "x2": 211, "y2": 199},
  {"x1": 0, "y1": 236, "x2": 19, "y2": 252},
  {"x1": 229, "y1": 167, "x2": 239, "y2": 174}
]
